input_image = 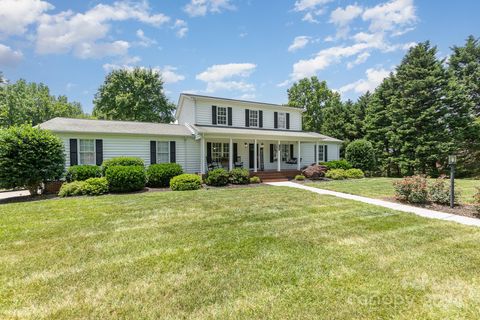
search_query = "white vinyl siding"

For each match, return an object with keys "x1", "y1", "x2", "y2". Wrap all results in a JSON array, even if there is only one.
[
  {"x1": 156, "y1": 141, "x2": 170, "y2": 163},
  {"x1": 79, "y1": 139, "x2": 95, "y2": 165}
]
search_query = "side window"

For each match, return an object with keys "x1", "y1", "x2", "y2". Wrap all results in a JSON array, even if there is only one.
[
  {"x1": 79, "y1": 139, "x2": 95, "y2": 165},
  {"x1": 157, "y1": 141, "x2": 170, "y2": 163}
]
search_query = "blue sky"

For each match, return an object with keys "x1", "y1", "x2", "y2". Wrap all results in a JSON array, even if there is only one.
[{"x1": 0, "y1": 0, "x2": 478, "y2": 113}]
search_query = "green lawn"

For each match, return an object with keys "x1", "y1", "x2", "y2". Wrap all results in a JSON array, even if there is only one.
[
  {"x1": 2, "y1": 187, "x2": 480, "y2": 319},
  {"x1": 307, "y1": 177, "x2": 480, "y2": 204}
]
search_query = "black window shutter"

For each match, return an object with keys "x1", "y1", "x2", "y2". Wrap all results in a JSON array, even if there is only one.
[
  {"x1": 228, "y1": 107, "x2": 232, "y2": 126},
  {"x1": 207, "y1": 142, "x2": 212, "y2": 163},
  {"x1": 212, "y1": 105, "x2": 217, "y2": 125},
  {"x1": 324, "y1": 145, "x2": 328, "y2": 162},
  {"x1": 245, "y1": 109, "x2": 250, "y2": 127},
  {"x1": 286, "y1": 113, "x2": 290, "y2": 129},
  {"x1": 274, "y1": 112, "x2": 278, "y2": 128},
  {"x1": 69, "y1": 139, "x2": 78, "y2": 166},
  {"x1": 150, "y1": 141, "x2": 156, "y2": 164},
  {"x1": 233, "y1": 143, "x2": 238, "y2": 162},
  {"x1": 170, "y1": 141, "x2": 176, "y2": 163},
  {"x1": 95, "y1": 139, "x2": 103, "y2": 166},
  {"x1": 290, "y1": 144, "x2": 294, "y2": 159},
  {"x1": 259, "y1": 110, "x2": 263, "y2": 128},
  {"x1": 270, "y1": 144, "x2": 274, "y2": 163},
  {"x1": 314, "y1": 145, "x2": 317, "y2": 163}
]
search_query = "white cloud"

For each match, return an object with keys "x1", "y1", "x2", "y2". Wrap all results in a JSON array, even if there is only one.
[
  {"x1": 339, "y1": 67, "x2": 390, "y2": 94},
  {"x1": 294, "y1": 0, "x2": 332, "y2": 12},
  {"x1": 136, "y1": 29, "x2": 157, "y2": 47},
  {"x1": 196, "y1": 63, "x2": 256, "y2": 93},
  {"x1": 173, "y1": 19, "x2": 188, "y2": 38},
  {"x1": 288, "y1": 36, "x2": 311, "y2": 52},
  {"x1": 0, "y1": 0, "x2": 53, "y2": 38},
  {"x1": 347, "y1": 52, "x2": 370, "y2": 69},
  {"x1": 330, "y1": 4, "x2": 363, "y2": 27},
  {"x1": 237, "y1": 93, "x2": 256, "y2": 100},
  {"x1": 362, "y1": 0, "x2": 417, "y2": 33},
  {"x1": 102, "y1": 64, "x2": 185, "y2": 84},
  {"x1": 184, "y1": 0, "x2": 235, "y2": 17},
  {"x1": 35, "y1": 1, "x2": 170, "y2": 58},
  {"x1": 0, "y1": 43, "x2": 23, "y2": 67}
]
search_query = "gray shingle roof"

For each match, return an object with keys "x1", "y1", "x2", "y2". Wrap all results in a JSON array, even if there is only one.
[{"x1": 38, "y1": 117, "x2": 193, "y2": 136}]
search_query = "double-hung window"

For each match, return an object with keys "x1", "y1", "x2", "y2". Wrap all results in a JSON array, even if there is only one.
[
  {"x1": 157, "y1": 141, "x2": 170, "y2": 163},
  {"x1": 318, "y1": 145, "x2": 324, "y2": 162},
  {"x1": 249, "y1": 110, "x2": 258, "y2": 127},
  {"x1": 79, "y1": 139, "x2": 95, "y2": 165},
  {"x1": 281, "y1": 144, "x2": 290, "y2": 161},
  {"x1": 211, "y1": 142, "x2": 229, "y2": 162},
  {"x1": 277, "y1": 112, "x2": 286, "y2": 129},
  {"x1": 217, "y1": 107, "x2": 227, "y2": 125}
]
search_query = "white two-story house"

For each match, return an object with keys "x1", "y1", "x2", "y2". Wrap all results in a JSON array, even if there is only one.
[{"x1": 39, "y1": 93, "x2": 342, "y2": 178}]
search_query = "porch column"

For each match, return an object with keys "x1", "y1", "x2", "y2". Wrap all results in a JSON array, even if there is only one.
[
  {"x1": 297, "y1": 141, "x2": 301, "y2": 171},
  {"x1": 229, "y1": 137, "x2": 233, "y2": 171},
  {"x1": 254, "y1": 139, "x2": 257, "y2": 172},
  {"x1": 277, "y1": 140, "x2": 281, "y2": 172},
  {"x1": 200, "y1": 135, "x2": 206, "y2": 174}
]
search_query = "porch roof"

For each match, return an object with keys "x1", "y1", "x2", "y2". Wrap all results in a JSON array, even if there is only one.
[{"x1": 192, "y1": 125, "x2": 342, "y2": 142}]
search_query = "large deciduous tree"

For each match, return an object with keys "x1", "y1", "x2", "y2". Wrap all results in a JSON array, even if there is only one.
[{"x1": 93, "y1": 68, "x2": 176, "y2": 123}]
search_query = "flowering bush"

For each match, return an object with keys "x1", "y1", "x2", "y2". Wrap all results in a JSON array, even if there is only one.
[
  {"x1": 429, "y1": 175, "x2": 460, "y2": 205},
  {"x1": 474, "y1": 188, "x2": 480, "y2": 217},
  {"x1": 393, "y1": 175, "x2": 429, "y2": 204}
]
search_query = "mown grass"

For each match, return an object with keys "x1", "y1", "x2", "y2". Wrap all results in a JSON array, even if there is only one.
[
  {"x1": 307, "y1": 177, "x2": 480, "y2": 204},
  {"x1": 2, "y1": 186, "x2": 480, "y2": 319}
]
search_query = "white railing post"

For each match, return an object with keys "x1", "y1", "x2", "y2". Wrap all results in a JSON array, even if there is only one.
[
  {"x1": 254, "y1": 139, "x2": 257, "y2": 172},
  {"x1": 200, "y1": 136, "x2": 206, "y2": 174},
  {"x1": 229, "y1": 138, "x2": 233, "y2": 171},
  {"x1": 297, "y1": 141, "x2": 301, "y2": 171}
]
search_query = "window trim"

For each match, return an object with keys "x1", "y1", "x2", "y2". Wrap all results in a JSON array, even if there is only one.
[
  {"x1": 78, "y1": 139, "x2": 96, "y2": 165},
  {"x1": 216, "y1": 106, "x2": 227, "y2": 126},
  {"x1": 249, "y1": 109, "x2": 259, "y2": 128},
  {"x1": 156, "y1": 141, "x2": 170, "y2": 164}
]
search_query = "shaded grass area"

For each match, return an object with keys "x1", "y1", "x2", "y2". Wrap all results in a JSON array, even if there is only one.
[
  {"x1": 2, "y1": 186, "x2": 480, "y2": 319},
  {"x1": 307, "y1": 178, "x2": 479, "y2": 204}
]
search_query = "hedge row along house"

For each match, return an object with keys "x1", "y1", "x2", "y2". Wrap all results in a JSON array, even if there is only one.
[{"x1": 39, "y1": 94, "x2": 342, "y2": 179}]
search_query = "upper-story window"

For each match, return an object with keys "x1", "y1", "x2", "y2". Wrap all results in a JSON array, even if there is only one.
[
  {"x1": 278, "y1": 112, "x2": 286, "y2": 129},
  {"x1": 249, "y1": 110, "x2": 258, "y2": 127},
  {"x1": 217, "y1": 106, "x2": 227, "y2": 125}
]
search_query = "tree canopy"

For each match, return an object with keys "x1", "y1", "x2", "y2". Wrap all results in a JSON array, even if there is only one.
[{"x1": 93, "y1": 68, "x2": 176, "y2": 123}]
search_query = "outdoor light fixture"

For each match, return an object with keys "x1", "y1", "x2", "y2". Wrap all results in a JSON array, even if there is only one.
[
  {"x1": 448, "y1": 154, "x2": 457, "y2": 208},
  {"x1": 244, "y1": 142, "x2": 248, "y2": 148},
  {"x1": 260, "y1": 142, "x2": 264, "y2": 147}
]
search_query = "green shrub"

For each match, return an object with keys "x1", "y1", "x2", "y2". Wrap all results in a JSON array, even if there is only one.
[
  {"x1": 205, "y1": 168, "x2": 229, "y2": 186},
  {"x1": 229, "y1": 168, "x2": 250, "y2": 185},
  {"x1": 102, "y1": 157, "x2": 144, "y2": 175},
  {"x1": 393, "y1": 175, "x2": 428, "y2": 204},
  {"x1": 320, "y1": 160, "x2": 353, "y2": 170},
  {"x1": 83, "y1": 177, "x2": 109, "y2": 196},
  {"x1": 250, "y1": 176, "x2": 261, "y2": 184},
  {"x1": 66, "y1": 165, "x2": 102, "y2": 182},
  {"x1": 474, "y1": 188, "x2": 480, "y2": 216},
  {"x1": 0, "y1": 125, "x2": 65, "y2": 195},
  {"x1": 295, "y1": 174, "x2": 305, "y2": 181},
  {"x1": 170, "y1": 174, "x2": 202, "y2": 191},
  {"x1": 325, "y1": 169, "x2": 347, "y2": 180},
  {"x1": 146, "y1": 163, "x2": 183, "y2": 188},
  {"x1": 345, "y1": 168, "x2": 365, "y2": 179},
  {"x1": 58, "y1": 181, "x2": 86, "y2": 197},
  {"x1": 105, "y1": 165, "x2": 146, "y2": 193},
  {"x1": 429, "y1": 176, "x2": 460, "y2": 205},
  {"x1": 345, "y1": 139, "x2": 376, "y2": 172}
]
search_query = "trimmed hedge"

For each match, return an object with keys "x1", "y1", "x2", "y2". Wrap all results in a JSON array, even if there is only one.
[
  {"x1": 250, "y1": 176, "x2": 261, "y2": 184},
  {"x1": 58, "y1": 181, "x2": 86, "y2": 197},
  {"x1": 102, "y1": 157, "x2": 144, "y2": 175},
  {"x1": 325, "y1": 169, "x2": 347, "y2": 180},
  {"x1": 146, "y1": 163, "x2": 183, "y2": 188},
  {"x1": 345, "y1": 168, "x2": 365, "y2": 179},
  {"x1": 83, "y1": 177, "x2": 109, "y2": 196},
  {"x1": 105, "y1": 165, "x2": 146, "y2": 193},
  {"x1": 205, "y1": 168, "x2": 229, "y2": 186},
  {"x1": 345, "y1": 139, "x2": 376, "y2": 172},
  {"x1": 229, "y1": 168, "x2": 250, "y2": 185},
  {"x1": 295, "y1": 174, "x2": 305, "y2": 181},
  {"x1": 320, "y1": 160, "x2": 353, "y2": 170},
  {"x1": 170, "y1": 174, "x2": 202, "y2": 191},
  {"x1": 66, "y1": 165, "x2": 102, "y2": 182}
]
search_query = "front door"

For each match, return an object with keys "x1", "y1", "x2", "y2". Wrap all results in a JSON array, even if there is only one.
[{"x1": 249, "y1": 144, "x2": 264, "y2": 170}]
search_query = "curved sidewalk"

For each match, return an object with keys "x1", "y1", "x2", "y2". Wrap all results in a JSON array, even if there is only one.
[{"x1": 267, "y1": 181, "x2": 480, "y2": 227}]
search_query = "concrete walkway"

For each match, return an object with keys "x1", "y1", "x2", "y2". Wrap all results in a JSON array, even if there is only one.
[
  {"x1": 267, "y1": 181, "x2": 480, "y2": 227},
  {"x1": 0, "y1": 190, "x2": 30, "y2": 201}
]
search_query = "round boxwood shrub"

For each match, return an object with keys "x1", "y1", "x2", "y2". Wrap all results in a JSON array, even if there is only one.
[
  {"x1": 250, "y1": 176, "x2": 261, "y2": 184},
  {"x1": 58, "y1": 181, "x2": 86, "y2": 197},
  {"x1": 344, "y1": 168, "x2": 365, "y2": 179},
  {"x1": 0, "y1": 125, "x2": 65, "y2": 195},
  {"x1": 102, "y1": 157, "x2": 144, "y2": 175},
  {"x1": 205, "y1": 168, "x2": 229, "y2": 186},
  {"x1": 146, "y1": 163, "x2": 183, "y2": 188},
  {"x1": 295, "y1": 174, "x2": 305, "y2": 181},
  {"x1": 229, "y1": 168, "x2": 250, "y2": 185},
  {"x1": 170, "y1": 174, "x2": 202, "y2": 191},
  {"x1": 319, "y1": 160, "x2": 353, "y2": 170},
  {"x1": 325, "y1": 169, "x2": 347, "y2": 180},
  {"x1": 105, "y1": 165, "x2": 146, "y2": 193},
  {"x1": 345, "y1": 139, "x2": 376, "y2": 172},
  {"x1": 66, "y1": 165, "x2": 102, "y2": 182},
  {"x1": 83, "y1": 177, "x2": 109, "y2": 196}
]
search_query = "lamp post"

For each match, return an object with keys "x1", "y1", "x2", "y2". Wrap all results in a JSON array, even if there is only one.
[{"x1": 448, "y1": 155, "x2": 457, "y2": 208}]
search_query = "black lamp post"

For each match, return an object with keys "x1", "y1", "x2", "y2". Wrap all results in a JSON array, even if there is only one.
[{"x1": 448, "y1": 155, "x2": 457, "y2": 208}]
